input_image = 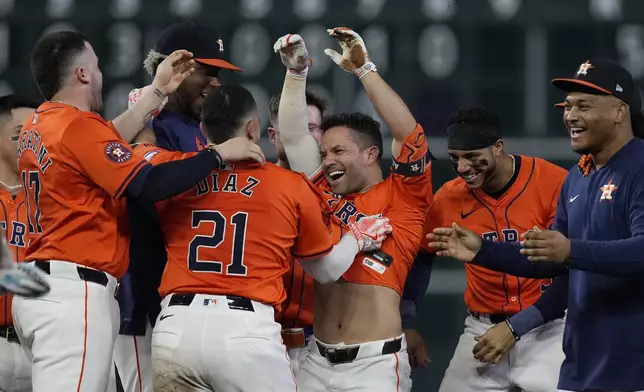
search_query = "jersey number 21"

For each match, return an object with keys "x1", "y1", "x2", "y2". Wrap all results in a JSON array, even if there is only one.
[{"x1": 187, "y1": 210, "x2": 248, "y2": 276}]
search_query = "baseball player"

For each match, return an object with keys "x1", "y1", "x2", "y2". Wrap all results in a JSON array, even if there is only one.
[
  {"x1": 14, "y1": 31, "x2": 263, "y2": 392},
  {"x1": 268, "y1": 90, "x2": 432, "y2": 372},
  {"x1": 114, "y1": 20, "x2": 242, "y2": 392},
  {"x1": 417, "y1": 106, "x2": 567, "y2": 391},
  {"x1": 273, "y1": 30, "x2": 431, "y2": 391},
  {"x1": 133, "y1": 85, "x2": 393, "y2": 391},
  {"x1": 267, "y1": 90, "x2": 325, "y2": 373},
  {"x1": 428, "y1": 59, "x2": 644, "y2": 391},
  {"x1": 0, "y1": 94, "x2": 45, "y2": 392}
]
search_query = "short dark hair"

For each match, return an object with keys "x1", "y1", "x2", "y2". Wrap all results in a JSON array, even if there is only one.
[
  {"x1": 201, "y1": 85, "x2": 257, "y2": 144},
  {"x1": 0, "y1": 94, "x2": 41, "y2": 117},
  {"x1": 30, "y1": 31, "x2": 89, "y2": 100},
  {"x1": 446, "y1": 106, "x2": 502, "y2": 134},
  {"x1": 321, "y1": 112, "x2": 383, "y2": 159},
  {"x1": 268, "y1": 90, "x2": 328, "y2": 126}
]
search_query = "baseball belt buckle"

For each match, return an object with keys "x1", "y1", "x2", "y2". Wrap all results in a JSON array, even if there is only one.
[{"x1": 323, "y1": 346, "x2": 357, "y2": 365}]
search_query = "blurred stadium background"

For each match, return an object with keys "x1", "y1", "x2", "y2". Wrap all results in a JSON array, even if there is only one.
[{"x1": 1, "y1": 0, "x2": 643, "y2": 390}]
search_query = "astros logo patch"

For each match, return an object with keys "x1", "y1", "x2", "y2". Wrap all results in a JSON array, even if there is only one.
[{"x1": 104, "y1": 142, "x2": 132, "y2": 163}]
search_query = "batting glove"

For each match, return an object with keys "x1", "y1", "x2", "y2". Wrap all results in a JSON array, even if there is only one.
[
  {"x1": 273, "y1": 33, "x2": 311, "y2": 79},
  {"x1": 324, "y1": 27, "x2": 377, "y2": 79},
  {"x1": 128, "y1": 86, "x2": 167, "y2": 116},
  {"x1": 349, "y1": 215, "x2": 393, "y2": 252},
  {"x1": 0, "y1": 263, "x2": 50, "y2": 298}
]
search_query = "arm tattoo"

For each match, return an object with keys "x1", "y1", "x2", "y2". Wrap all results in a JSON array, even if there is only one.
[{"x1": 153, "y1": 88, "x2": 165, "y2": 99}]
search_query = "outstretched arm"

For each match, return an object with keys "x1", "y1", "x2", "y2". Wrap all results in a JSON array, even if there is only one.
[
  {"x1": 324, "y1": 28, "x2": 417, "y2": 158},
  {"x1": 273, "y1": 34, "x2": 322, "y2": 177}
]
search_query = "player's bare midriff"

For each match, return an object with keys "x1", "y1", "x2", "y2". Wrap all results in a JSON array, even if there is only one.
[{"x1": 313, "y1": 279, "x2": 402, "y2": 344}]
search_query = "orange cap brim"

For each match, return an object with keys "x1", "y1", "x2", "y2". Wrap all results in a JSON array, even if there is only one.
[
  {"x1": 551, "y1": 78, "x2": 612, "y2": 95},
  {"x1": 195, "y1": 58, "x2": 242, "y2": 72}
]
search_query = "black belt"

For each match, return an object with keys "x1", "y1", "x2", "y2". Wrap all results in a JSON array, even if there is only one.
[
  {"x1": 316, "y1": 338, "x2": 403, "y2": 365},
  {"x1": 168, "y1": 293, "x2": 255, "y2": 312},
  {"x1": 35, "y1": 261, "x2": 109, "y2": 287},
  {"x1": 0, "y1": 325, "x2": 19, "y2": 344},
  {"x1": 469, "y1": 311, "x2": 514, "y2": 324}
]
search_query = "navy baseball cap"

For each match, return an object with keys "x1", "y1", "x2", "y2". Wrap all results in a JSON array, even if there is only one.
[
  {"x1": 552, "y1": 58, "x2": 635, "y2": 107},
  {"x1": 155, "y1": 20, "x2": 242, "y2": 72}
]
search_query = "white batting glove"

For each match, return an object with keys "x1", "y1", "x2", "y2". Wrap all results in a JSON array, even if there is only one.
[
  {"x1": 128, "y1": 86, "x2": 167, "y2": 116},
  {"x1": 273, "y1": 33, "x2": 311, "y2": 79},
  {"x1": 324, "y1": 27, "x2": 377, "y2": 79},
  {"x1": 349, "y1": 215, "x2": 393, "y2": 252},
  {"x1": 0, "y1": 263, "x2": 50, "y2": 298}
]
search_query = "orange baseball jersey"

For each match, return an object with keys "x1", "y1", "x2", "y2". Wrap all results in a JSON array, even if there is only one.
[
  {"x1": 17, "y1": 102, "x2": 150, "y2": 278},
  {"x1": 310, "y1": 124, "x2": 432, "y2": 294},
  {"x1": 420, "y1": 155, "x2": 566, "y2": 314},
  {"x1": 0, "y1": 189, "x2": 28, "y2": 327},
  {"x1": 278, "y1": 260, "x2": 314, "y2": 328},
  {"x1": 132, "y1": 143, "x2": 333, "y2": 309}
]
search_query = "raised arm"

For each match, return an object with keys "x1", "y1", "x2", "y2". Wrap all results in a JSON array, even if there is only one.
[
  {"x1": 324, "y1": 28, "x2": 417, "y2": 158},
  {"x1": 272, "y1": 34, "x2": 322, "y2": 177},
  {"x1": 111, "y1": 50, "x2": 194, "y2": 143}
]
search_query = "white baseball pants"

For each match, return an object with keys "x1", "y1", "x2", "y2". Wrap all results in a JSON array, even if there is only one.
[
  {"x1": 297, "y1": 334, "x2": 412, "y2": 392},
  {"x1": 151, "y1": 293, "x2": 297, "y2": 392},
  {"x1": 112, "y1": 320, "x2": 153, "y2": 392},
  {"x1": 439, "y1": 315, "x2": 565, "y2": 392},
  {"x1": 0, "y1": 332, "x2": 31, "y2": 392},
  {"x1": 12, "y1": 260, "x2": 120, "y2": 392}
]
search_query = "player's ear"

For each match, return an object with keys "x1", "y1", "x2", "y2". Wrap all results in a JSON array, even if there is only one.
[
  {"x1": 492, "y1": 139, "x2": 504, "y2": 156},
  {"x1": 75, "y1": 66, "x2": 90, "y2": 85},
  {"x1": 363, "y1": 145, "x2": 380, "y2": 165},
  {"x1": 267, "y1": 126, "x2": 276, "y2": 143},
  {"x1": 615, "y1": 101, "x2": 628, "y2": 125},
  {"x1": 245, "y1": 117, "x2": 260, "y2": 142}
]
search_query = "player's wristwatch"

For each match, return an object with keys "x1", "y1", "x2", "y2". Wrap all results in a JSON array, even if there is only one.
[{"x1": 505, "y1": 319, "x2": 521, "y2": 342}]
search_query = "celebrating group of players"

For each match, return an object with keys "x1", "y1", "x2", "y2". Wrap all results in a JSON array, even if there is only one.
[{"x1": 0, "y1": 17, "x2": 644, "y2": 392}]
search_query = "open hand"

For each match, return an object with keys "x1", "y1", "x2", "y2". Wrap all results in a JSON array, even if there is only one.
[
  {"x1": 426, "y1": 223, "x2": 482, "y2": 262},
  {"x1": 152, "y1": 50, "x2": 195, "y2": 96},
  {"x1": 520, "y1": 229, "x2": 571, "y2": 263},
  {"x1": 324, "y1": 27, "x2": 371, "y2": 73}
]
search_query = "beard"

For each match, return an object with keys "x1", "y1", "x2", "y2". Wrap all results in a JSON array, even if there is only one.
[{"x1": 89, "y1": 86, "x2": 103, "y2": 113}]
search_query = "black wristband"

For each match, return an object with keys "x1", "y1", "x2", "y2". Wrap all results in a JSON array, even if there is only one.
[
  {"x1": 505, "y1": 319, "x2": 521, "y2": 342},
  {"x1": 207, "y1": 146, "x2": 223, "y2": 169}
]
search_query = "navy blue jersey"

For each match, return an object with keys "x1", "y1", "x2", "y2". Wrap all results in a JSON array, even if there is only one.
[
  {"x1": 119, "y1": 110, "x2": 204, "y2": 335},
  {"x1": 472, "y1": 138, "x2": 644, "y2": 391}
]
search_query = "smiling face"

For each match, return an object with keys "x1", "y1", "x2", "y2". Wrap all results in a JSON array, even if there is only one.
[
  {"x1": 320, "y1": 126, "x2": 378, "y2": 195},
  {"x1": 171, "y1": 62, "x2": 221, "y2": 119},
  {"x1": 0, "y1": 107, "x2": 34, "y2": 174},
  {"x1": 563, "y1": 92, "x2": 626, "y2": 155},
  {"x1": 448, "y1": 141, "x2": 503, "y2": 189}
]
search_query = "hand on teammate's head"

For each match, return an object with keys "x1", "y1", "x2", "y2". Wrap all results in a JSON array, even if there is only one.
[
  {"x1": 209, "y1": 137, "x2": 266, "y2": 165},
  {"x1": 151, "y1": 50, "x2": 195, "y2": 96}
]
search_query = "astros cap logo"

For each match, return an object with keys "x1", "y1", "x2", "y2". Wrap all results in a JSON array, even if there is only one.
[{"x1": 577, "y1": 60, "x2": 594, "y2": 76}]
